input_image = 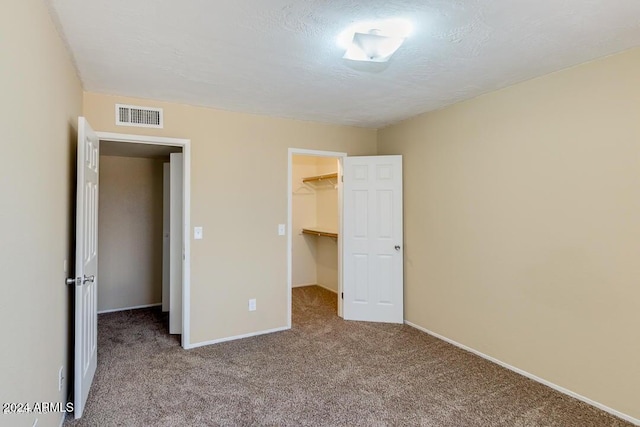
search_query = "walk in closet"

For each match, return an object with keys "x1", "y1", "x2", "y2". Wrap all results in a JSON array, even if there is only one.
[{"x1": 291, "y1": 155, "x2": 340, "y2": 295}]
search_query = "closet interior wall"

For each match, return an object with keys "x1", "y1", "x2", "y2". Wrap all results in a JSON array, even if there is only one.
[{"x1": 97, "y1": 155, "x2": 165, "y2": 312}]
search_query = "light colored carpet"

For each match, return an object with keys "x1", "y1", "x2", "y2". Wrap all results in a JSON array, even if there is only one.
[{"x1": 64, "y1": 286, "x2": 630, "y2": 426}]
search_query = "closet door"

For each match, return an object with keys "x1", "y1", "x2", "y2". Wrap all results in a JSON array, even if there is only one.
[
  {"x1": 343, "y1": 155, "x2": 403, "y2": 323},
  {"x1": 169, "y1": 153, "x2": 183, "y2": 334},
  {"x1": 162, "y1": 163, "x2": 170, "y2": 312}
]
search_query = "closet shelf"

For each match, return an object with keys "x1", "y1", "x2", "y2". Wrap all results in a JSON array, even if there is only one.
[
  {"x1": 302, "y1": 172, "x2": 338, "y2": 185},
  {"x1": 302, "y1": 228, "x2": 338, "y2": 239}
]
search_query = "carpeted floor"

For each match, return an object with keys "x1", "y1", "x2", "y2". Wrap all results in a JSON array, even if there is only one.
[{"x1": 64, "y1": 286, "x2": 630, "y2": 426}]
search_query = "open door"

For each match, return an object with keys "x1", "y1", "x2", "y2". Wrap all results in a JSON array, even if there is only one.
[
  {"x1": 343, "y1": 155, "x2": 403, "y2": 323},
  {"x1": 70, "y1": 117, "x2": 100, "y2": 418},
  {"x1": 162, "y1": 163, "x2": 170, "y2": 312},
  {"x1": 169, "y1": 153, "x2": 183, "y2": 334}
]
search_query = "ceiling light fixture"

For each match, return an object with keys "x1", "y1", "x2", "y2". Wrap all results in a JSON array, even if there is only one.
[{"x1": 338, "y1": 19, "x2": 412, "y2": 63}]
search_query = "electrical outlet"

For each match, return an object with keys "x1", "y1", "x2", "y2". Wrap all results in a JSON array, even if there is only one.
[
  {"x1": 58, "y1": 366, "x2": 64, "y2": 391},
  {"x1": 248, "y1": 299, "x2": 256, "y2": 311}
]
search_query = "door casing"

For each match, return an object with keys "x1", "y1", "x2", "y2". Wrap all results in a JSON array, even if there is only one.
[{"x1": 95, "y1": 131, "x2": 192, "y2": 348}]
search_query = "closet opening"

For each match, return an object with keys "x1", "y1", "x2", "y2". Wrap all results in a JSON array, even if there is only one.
[
  {"x1": 97, "y1": 140, "x2": 183, "y2": 339},
  {"x1": 287, "y1": 149, "x2": 347, "y2": 326}
]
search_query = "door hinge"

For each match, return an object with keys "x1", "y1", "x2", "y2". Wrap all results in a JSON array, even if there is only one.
[
  {"x1": 341, "y1": 292, "x2": 344, "y2": 300},
  {"x1": 341, "y1": 175, "x2": 343, "y2": 182}
]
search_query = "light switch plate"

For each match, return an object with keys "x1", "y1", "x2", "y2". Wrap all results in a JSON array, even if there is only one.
[
  {"x1": 278, "y1": 224, "x2": 286, "y2": 236},
  {"x1": 248, "y1": 299, "x2": 256, "y2": 311},
  {"x1": 194, "y1": 226, "x2": 203, "y2": 240}
]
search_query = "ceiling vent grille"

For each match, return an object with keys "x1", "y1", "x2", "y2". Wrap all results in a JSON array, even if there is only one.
[{"x1": 115, "y1": 104, "x2": 163, "y2": 128}]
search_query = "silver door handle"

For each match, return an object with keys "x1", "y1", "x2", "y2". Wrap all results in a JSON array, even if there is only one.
[
  {"x1": 66, "y1": 277, "x2": 80, "y2": 286},
  {"x1": 83, "y1": 275, "x2": 95, "y2": 284},
  {"x1": 395, "y1": 245, "x2": 401, "y2": 251}
]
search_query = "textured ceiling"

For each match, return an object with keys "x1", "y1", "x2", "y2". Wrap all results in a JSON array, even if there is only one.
[{"x1": 47, "y1": 0, "x2": 640, "y2": 128}]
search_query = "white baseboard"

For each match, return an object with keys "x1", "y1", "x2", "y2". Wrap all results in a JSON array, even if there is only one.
[
  {"x1": 316, "y1": 283, "x2": 338, "y2": 294},
  {"x1": 98, "y1": 303, "x2": 162, "y2": 314},
  {"x1": 292, "y1": 282, "x2": 316, "y2": 288},
  {"x1": 404, "y1": 321, "x2": 639, "y2": 426},
  {"x1": 292, "y1": 283, "x2": 338, "y2": 294},
  {"x1": 184, "y1": 326, "x2": 290, "y2": 350}
]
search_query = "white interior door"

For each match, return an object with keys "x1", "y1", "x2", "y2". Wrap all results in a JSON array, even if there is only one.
[
  {"x1": 72, "y1": 117, "x2": 99, "y2": 418},
  {"x1": 169, "y1": 153, "x2": 183, "y2": 334},
  {"x1": 162, "y1": 163, "x2": 170, "y2": 312},
  {"x1": 343, "y1": 155, "x2": 403, "y2": 323}
]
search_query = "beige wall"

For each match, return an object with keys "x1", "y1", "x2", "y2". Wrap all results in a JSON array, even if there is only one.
[
  {"x1": 315, "y1": 157, "x2": 339, "y2": 231},
  {"x1": 0, "y1": 1, "x2": 83, "y2": 427},
  {"x1": 316, "y1": 237, "x2": 339, "y2": 292},
  {"x1": 98, "y1": 156, "x2": 164, "y2": 312},
  {"x1": 292, "y1": 155, "x2": 318, "y2": 286},
  {"x1": 83, "y1": 92, "x2": 377, "y2": 343},
  {"x1": 378, "y1": 48, "x2": 640, "y2": 420},
  {"x1": 315, "y1": 158, "x2": 339, "y2": 292}
]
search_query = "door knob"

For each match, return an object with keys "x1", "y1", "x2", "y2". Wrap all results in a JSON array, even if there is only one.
[
  {"x1": 66, "y1": 277, "x2": 80, "y2": 286},
  {"x1": 83, "y1": 275, "x2": 95, "y2": 284},
  {"x1": 394, "y1": 245, "x2": 401, "y2": 251}
]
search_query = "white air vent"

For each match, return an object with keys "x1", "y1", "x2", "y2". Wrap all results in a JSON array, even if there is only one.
[{"x1": 115, "y1": 104, "x2": 163, "y2": 128}]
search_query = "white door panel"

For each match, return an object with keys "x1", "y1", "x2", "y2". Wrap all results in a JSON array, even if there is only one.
[
  {"x1": 73, "y1": 117, "x2": 99, "y2": 419},
  {"x1": 162, "y1": 163, "x2": 170, "y2": 312},
  {"x1": 169, "y1": 153, "x2": 183, "y2": 334},
  {"x1": 343, "y1": 155, "x2": 403, "y2": 323}
]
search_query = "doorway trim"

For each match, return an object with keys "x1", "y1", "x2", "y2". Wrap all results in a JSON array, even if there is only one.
[
  {"x1": 287, "y1": 148, "x2": 347, "y2": 328},
  {"x1": 95, "y1": 131, "x2": 192, "y2": 349}
]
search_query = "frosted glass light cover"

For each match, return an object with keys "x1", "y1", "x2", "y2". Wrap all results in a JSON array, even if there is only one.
[{"x1": 343, "y1": 32, "x2": 405, "y2": 62}]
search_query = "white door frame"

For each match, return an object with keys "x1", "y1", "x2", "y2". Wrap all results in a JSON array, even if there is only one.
[
  {"x1": 287, "y1": 148, "x2": 347, "y2": 327},
  {"x1": 95, "y1": 131, "x2": 192, "y2": 349}
]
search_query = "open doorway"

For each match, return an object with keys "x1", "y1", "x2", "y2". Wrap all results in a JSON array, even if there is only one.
[
  {"x1": 93, "y1": 131, "x2": 192, "y2": 348},
  {"x1": 287, "y1": 149, "x2": 405, "y2": 331},
  {"x1": 97, "y1": 141, "x2": 182, "y2": 340},
  {"x1": 287, "y1": 149, "x2": 347, "y2": 327}
]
